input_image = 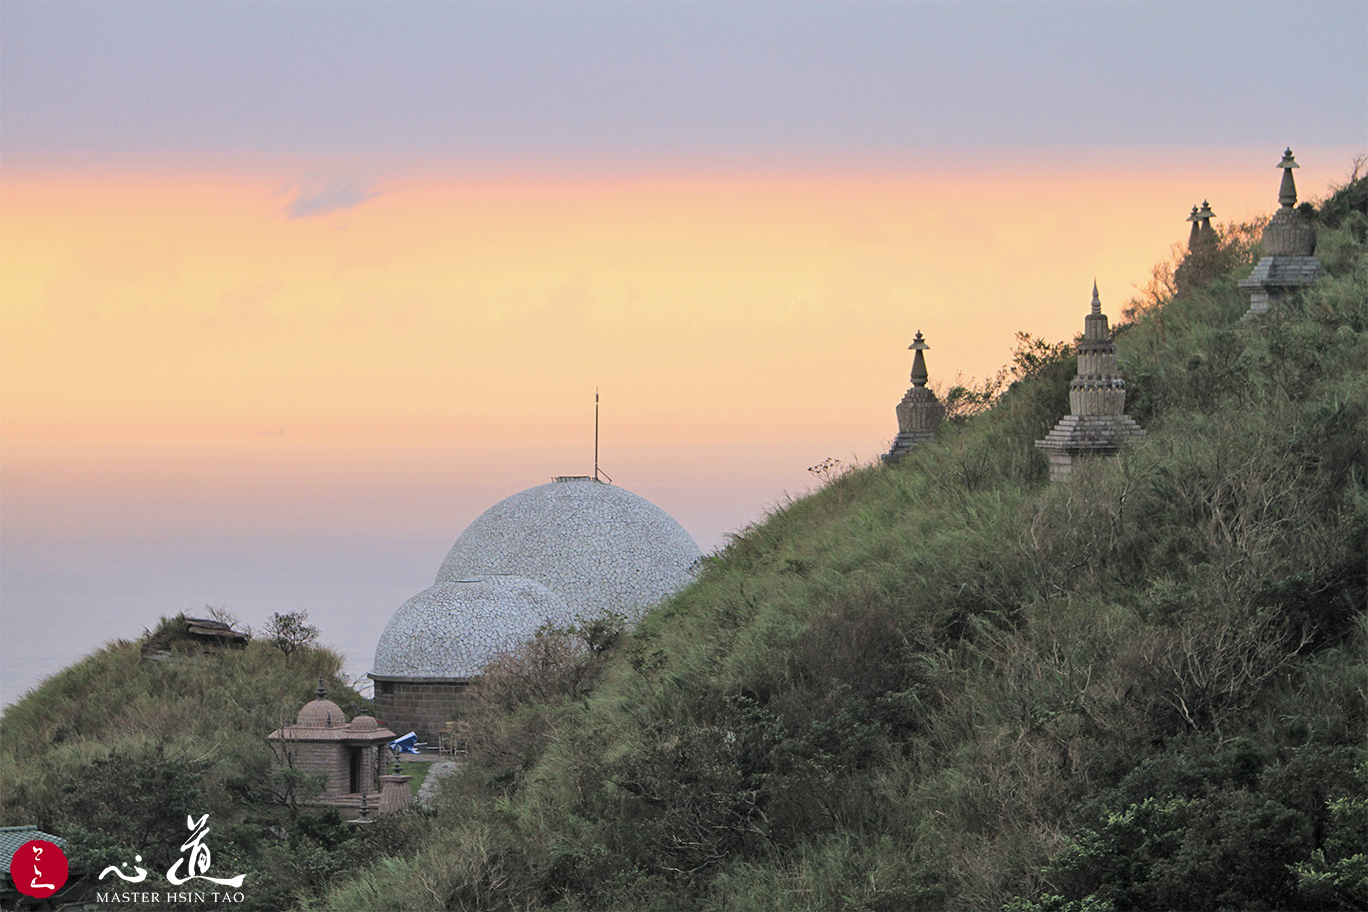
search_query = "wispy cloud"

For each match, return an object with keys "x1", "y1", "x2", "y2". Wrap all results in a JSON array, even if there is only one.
[{"x1": 281, "y1": 173, "x2": 382, "y2": 219}]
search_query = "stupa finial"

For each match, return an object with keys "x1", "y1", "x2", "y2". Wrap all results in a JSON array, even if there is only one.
[
  {"x1": 908, "y1": 330, "x2": 929, "y2": 388},
  {"x1": 1187, "y1": 204, "x2": 1202, "y2": 249},
  {"x1": 316, "y1": 678, "x2": 328, "y2": 700},
  {"x1": 1090, "y1": 280, "x2": 1101, "y2": 315},
  {"x1": 1197, "y1": 200, "x2": 1217, "y2": 245},
  {"x1": 1278, "y1": 148, "x2": 1299, "y2": 208}
]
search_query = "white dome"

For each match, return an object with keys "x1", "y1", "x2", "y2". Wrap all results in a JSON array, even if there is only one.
[
  {"x1": 434, "y1": 478, "x2": 702, "y2": 620},
  {"x1": 372, "y1": 576, "x2": 571, "y2": 679}
]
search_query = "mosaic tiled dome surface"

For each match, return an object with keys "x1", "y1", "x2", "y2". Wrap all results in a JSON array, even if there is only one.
[
  {"x1": 434, "y1": 479, "x2": 702, "y2": 620},
  {"x1": 372, "y1": 576, "x2": 571, "y2": 679}
]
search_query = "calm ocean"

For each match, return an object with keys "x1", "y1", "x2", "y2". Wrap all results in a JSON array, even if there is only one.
[{"x1": 0, "y1": 532, "x2": 445, "y2": 708}]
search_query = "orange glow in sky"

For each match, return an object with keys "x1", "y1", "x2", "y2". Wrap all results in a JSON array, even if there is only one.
[
  {"x1": 4, "y1": 0, "x2": 1365, "y2": 710},
  {"x1": 1, "y1": 147, "x2": 1354, "y2": 549},
  {"x1": 1, "y1": 154, "x2": 1304, "y2": 427}
]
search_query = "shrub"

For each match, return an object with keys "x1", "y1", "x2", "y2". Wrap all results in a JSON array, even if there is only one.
[
  {"x1": 1012, "y1": 739, "x2": 1367, "y2": 912},
  {"x1": 455, "y1": 615, "x2": 625, "y2": 788},
  {"x1": 263, "y1": 611, "x2": 321, "y2": 664}
]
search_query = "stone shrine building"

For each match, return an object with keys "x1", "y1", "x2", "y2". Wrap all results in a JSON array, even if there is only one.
[
  {"x1": 267, "y1": 680, "x2": 397, "y2": 814},
  {"x1": 884, "y1": 331, "x2": 945, "y2": 462},
  {"x1": 371, "y1": 477, "x2": 702, "y2": 741},
  {"x1": 1240, "y1": 148, "x2": 1323, "y2": 318},
  {"x1": 1035, "y1": 284, "x2": 1145, "y2": 481}
]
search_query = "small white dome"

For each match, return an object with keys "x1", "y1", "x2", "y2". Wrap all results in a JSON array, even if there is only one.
[
  {"x1": 434, "y1": 479, "x2": 702, "y2": 620},
  {"x1": 372, "y1": 576, "x2": 571, "y2": 679}
]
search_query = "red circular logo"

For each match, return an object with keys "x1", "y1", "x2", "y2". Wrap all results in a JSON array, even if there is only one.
[{"x1": 11, "y1": 840, "x2": 69, "y2": 899}]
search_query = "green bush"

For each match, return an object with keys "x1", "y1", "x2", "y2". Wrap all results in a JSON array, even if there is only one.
[{"x1": 1014, "y1": 739, "x2": 1367, "y2": 911}]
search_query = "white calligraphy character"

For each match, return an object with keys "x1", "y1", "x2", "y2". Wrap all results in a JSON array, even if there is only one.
[
  {"x1": 98, "y1": 853, "x2": 148, "y2": 883},
  {"x1": 29, "y1": 845, "x2": 56, "y2": 890},
  {"x1": 165, "y1": 814, "x2": 245, "y2": 887}
]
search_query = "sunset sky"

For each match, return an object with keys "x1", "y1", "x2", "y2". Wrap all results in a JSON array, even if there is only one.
[{"x1": 3, "y1": 1, "x2": 1365, "y2": 705}]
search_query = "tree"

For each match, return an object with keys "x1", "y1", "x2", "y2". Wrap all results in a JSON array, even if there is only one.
[
  {"x1": 57, "y1": 746, "x2": 212, "y2": 872},
  {"x1": 263, "y1": 611, "x2": 319, "y2": 664}
]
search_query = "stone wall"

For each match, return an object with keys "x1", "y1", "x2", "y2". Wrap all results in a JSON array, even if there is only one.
[
  {"x1": 287, "y1": 742, "x2": 348, "y2": 798},
  {"x1": 373, "y1": 680, "x2": 473, "y2": 742},
  {"x1": 275, "y1": 741, "x2": 383, "y2": 801}
]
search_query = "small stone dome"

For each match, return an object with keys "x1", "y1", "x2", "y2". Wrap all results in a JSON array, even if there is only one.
[
  {"x1": 349, "y1": 715, "x2": 379, "y2": 732},
  {"x1": 297, "y1": 698, "x2": 346, "y2": 728},
  {"x1": 372, "y1": 576, "x2": 572, "y2": 679},
  {"x1": 434, "y1": 479, "x2": 702, "y2": 620}
]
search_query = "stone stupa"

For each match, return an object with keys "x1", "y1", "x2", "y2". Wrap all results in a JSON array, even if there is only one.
[
  {"x1": 1239, "y1": 148, "x2": 1323, "y2": 318},
  {"x1": 1195, "y1": 199, "x2": 1217, "y2": 247},
  {"x1": 1175, "y1": 200, "x2": 1220, "y2": 295},
  {"x1": 1183, "y1": 200, "x2": 1218, "y2": 252},
  {"x1": 884, "y1": 330, "x2": 945, "y2": 462},
  {"x1": 1035, "y1": 283, "x2": 1145, "y2": 482}
]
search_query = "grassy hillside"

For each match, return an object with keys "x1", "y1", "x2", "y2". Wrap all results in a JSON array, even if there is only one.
[
  {"x1": 312, "y1": 173, "x2": 1367, "y2": 912},
  {"x1": 4, "y1": 173, "x2": 1364, "y2": 912},
  {"x1": 0, "y1": 615, "x2": 428, "y2": 911}
]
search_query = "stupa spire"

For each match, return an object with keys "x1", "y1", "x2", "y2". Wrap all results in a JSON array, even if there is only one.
[
  {"x1": 1197, "y1": 200, "x2": 1217, "y2": 244},
  {"x1": 1277, "y1": 147, "x2": 1299, "y2": 208},
  {"x1": 909, "y1": 330, "x2": 930, "y2": 387}
]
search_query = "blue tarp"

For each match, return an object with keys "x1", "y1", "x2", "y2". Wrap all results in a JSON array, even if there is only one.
[{"x1": 389, "y1": 731, "x2": 420, "y2": 754}]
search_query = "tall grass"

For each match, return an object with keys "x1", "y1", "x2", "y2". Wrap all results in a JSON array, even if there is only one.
[
  {"x1": 14, "y1": 178, "x2": 1365, "y2": 912},
  {"x1": 306, "y1": 193, "x2": 1367, "y2": 911},
  {"x1": 0, "y1": 621, "x2": 363, "y2": 833}
]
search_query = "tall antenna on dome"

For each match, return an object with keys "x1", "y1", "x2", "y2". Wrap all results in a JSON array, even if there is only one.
[{"x1": 594, "y1": 387, "x2": 612, "y2": 484}]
